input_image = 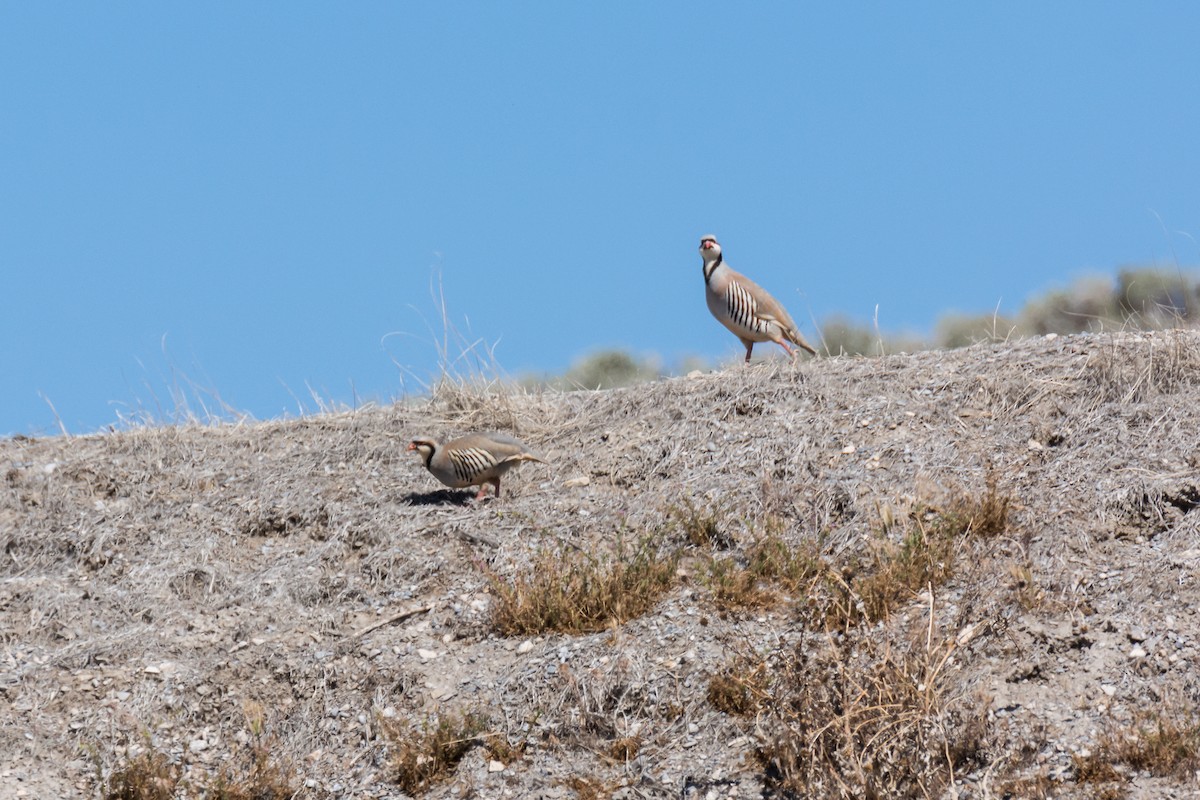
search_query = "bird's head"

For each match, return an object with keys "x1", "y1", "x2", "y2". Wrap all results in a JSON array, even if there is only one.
[
  {"x1": 698, "y1": 234, "x2": 722, "y2": 263},
  {"x1": 407, "y1": 438, "x2": 437, "y2": 465}
]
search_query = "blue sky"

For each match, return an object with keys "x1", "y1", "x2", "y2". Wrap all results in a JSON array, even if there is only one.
[{"x1": 4, "y1": 4, "x2": 1200, "y2": 436}]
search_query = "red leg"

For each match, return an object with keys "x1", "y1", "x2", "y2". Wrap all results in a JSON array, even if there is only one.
[{"x1": 474, "y1": 478, "x2": 502, "y2": 500}]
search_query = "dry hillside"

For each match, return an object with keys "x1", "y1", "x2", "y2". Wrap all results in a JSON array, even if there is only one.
[{"x1": 3, "y1": 331, "x2": 1200, "y2": 799}]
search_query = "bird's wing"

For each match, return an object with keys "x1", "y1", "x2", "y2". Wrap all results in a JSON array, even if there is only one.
[{"x1": 475, "y1": 433, "x2": 546, "y2": 464}]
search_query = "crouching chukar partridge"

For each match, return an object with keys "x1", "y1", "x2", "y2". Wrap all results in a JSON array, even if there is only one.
[
  {"x1": 699, "y1": 234, "x2": 818, "y2": 363},
  {"x1": 407, "y1": 432, "x2": 546, "y2": 499}
]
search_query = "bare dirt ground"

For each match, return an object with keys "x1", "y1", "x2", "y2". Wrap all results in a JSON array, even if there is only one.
[{"x1": 2, "y1": 330, "x2": 1199, "y2": 799}]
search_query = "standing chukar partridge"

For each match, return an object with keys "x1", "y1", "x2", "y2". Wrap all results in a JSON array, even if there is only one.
[
  {"x1": 699, "y1": 234, "x2": 818, "y2": 363},
  {"x1": 407, "y1": 432, "x2": 546, "y2": 499}
]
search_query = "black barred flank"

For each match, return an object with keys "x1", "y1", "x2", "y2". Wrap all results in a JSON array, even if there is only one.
[
  {"x1": 450, "y1": 447, "x2": 497, "y2": 482},
  {"x1": 726, "y1": 282, "x2": 764, "y2": 334}
]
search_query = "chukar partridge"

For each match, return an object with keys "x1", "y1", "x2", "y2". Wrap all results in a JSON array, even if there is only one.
[
  {"x1": 407, "y1": 432, "x2": 546, "y2": 499},
  {"x1": 699, "y1": 234, "x2": 818, "y2": 363}
]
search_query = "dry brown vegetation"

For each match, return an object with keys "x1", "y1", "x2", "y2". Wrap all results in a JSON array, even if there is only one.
[
  {"x1": 95, "y1": 704, "x2": 298, "y2": 800},
  {"x1": 482, "y1": 534, "x2": 680, "y2": 636},
  {"x1": 3, "y1": 330, "x2": 1200, "y2": 798},
  {"x1": 381, "y1": 710, "x2": 488, "y2": 796}
]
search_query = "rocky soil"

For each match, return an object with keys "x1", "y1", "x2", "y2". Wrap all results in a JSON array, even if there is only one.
[{"x1": 2, "y1": 331, "x2": 1199, "y2": 799}]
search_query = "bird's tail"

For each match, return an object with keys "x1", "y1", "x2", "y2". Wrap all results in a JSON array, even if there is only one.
[
  {"x1": 504, "y1": 452, "x2": 548, "y2": 466},
  {"x1": 786, "y1": 327, "x2": 819, "y2": 356}
]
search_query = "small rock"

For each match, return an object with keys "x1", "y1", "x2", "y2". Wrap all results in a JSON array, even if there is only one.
[
  {"x1": 418, "y1": 649, "x2": 439, "y2": 661},
  {"x1": 1127, "y1": 628, "x2": 1147, "y2": 643},
  {"x1": 488, "y1": 760, "x2": 505, "y2": 773},
  {"x1": 1129, "y1": 646, "x2": 1147, "y2": 659},
  {"x1": 189, "y1": 739, "x2": 208, "y2": 753},
  {"x1": 517, "y1": 640, "x2": 535, "y2": 654}
]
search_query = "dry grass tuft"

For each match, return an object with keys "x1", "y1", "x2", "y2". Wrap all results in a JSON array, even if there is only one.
[
  {"x1": 382, "y1": 710, "x2": 489, "y2": 796},
  {"x1": 98, "y1": 705, "x2": 298, "y2": 800},
  {"x1": 1008, "y1": 559, "x2": 1046, "y2": 611},
  {"x1": 707, "y1": 655, "x2": 771, "y2": 716},
  {"x1": 706, "y1": 529, "x2": 823, "y2": 611},
  {"x1": 940, "y1": 471, "x2": 1013, "y2": 538},
  {"x1": 1085, "y1": 329, "x2": 1200, "y2": 403},
  {"x1": 204, "y1": 703, "x2": 299, "y2": 800},
  {"x1": 563, "y1": 775, "x2": 618, "y2": 800},
  {"x1": 668, "y1": 497, "x2": 737, "y2": 549},
  {"x1": 483, "y1": 732, "x2": 526, "y2": 766},
  {"x1": 206, "y1": 762, "x2": 297, "y2": 800},
  {"x1": 826, "y1": 513, "x2": 958, "y2": 628},
  {"x1": 393, "y1": 270, "x2": 531, "y2": 432},
  {"x1": 483, "y1": 535, "x2": 681, "y2": 635},
  {"x1": 528, "y1": 652, "x2": 682, "y2": 759},
  {"x1": 758, "y1": 634, "x2": 988, "y2": 799},
  {"x1": 824, "y1": 478, "x2": 1015, "y2": 628},
  {"x1": 608, "y1": 735, "x2": 641, "y2": 762},
  {"x1": 100, "y1": 749, "x2": 181, "y2": 800},
  {"x1": 1072, "y1": 752, "x2": 1127, "y2": 787},
  {"x1": 994, "y1": 773, "x2": 1059, "y2": 800},
  {"x1": 1076, "y1": 708, "x2": 1200, "y2": 785}
]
